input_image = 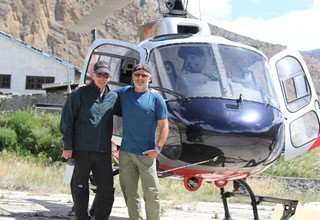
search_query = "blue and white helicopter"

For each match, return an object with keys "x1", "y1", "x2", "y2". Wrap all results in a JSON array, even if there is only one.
[{"x1": 72, "y1": 0, "x2": 320, "y2": 219}]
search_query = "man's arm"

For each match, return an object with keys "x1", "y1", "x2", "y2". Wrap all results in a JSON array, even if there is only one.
[
  {"x1": 113, "y1": 96, "x2": 122, "y2": 117},
  {"x1": 60, "y1": 91, "x2": 81, "y2": 159},
  {"x1": 143, "y1": 119, "x2": 169, "y2": 160},
  {"x1": 156, "y1": 119, "x2": 169, "y2": 149}
]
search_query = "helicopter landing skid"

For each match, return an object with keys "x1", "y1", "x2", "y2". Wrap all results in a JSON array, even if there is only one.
[{"x1": 220, "y1": 179, "x2": 298, "y2": 220}]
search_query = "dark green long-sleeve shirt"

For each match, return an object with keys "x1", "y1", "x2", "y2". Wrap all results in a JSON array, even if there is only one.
[{"x1": 60, "y1": 82, "x2": 119, "y2": 153}]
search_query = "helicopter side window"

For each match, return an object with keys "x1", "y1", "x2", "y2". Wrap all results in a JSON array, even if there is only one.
[
  {"x1": 84, "y1": 52, "x2": 101, "y2": 84},
  {"x1": 83, "y1": 43, "x2": 141, "y2": 87},
  {"x1": 119, "y1": 61, "x2": 135, "y2": 85},
  {"x1": 276, "y1": 56, "x2": 311, "y2": 112}
]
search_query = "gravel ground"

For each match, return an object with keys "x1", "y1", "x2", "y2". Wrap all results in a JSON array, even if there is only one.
[{"x1": 0, "y1": 189, "x2": 274, "y2": 220}]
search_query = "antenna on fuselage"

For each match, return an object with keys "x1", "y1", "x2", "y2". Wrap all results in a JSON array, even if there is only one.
[{"x1": 91, "y1": 28, "x2": 97, "y2": 44}]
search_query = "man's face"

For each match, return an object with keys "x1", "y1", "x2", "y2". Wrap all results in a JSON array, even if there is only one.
[
  {"x1": 132, "y1": 69, "x2": 152, "y2": 89},
  {"x1": 185, "y1": 54, "x2": 206, "y2": 73},
  {"x1": 92, "y1": 72, "x2": 111, "y2": 90}
]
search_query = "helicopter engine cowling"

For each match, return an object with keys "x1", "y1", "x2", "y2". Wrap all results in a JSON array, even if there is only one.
[{"x1": 183, "y1": 176, "x2": 203, "y2": 191}]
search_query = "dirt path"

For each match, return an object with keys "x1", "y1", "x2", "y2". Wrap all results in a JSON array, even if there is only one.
[{"x1": 0, "y1": 189, "x2": 275, "y2": 220}]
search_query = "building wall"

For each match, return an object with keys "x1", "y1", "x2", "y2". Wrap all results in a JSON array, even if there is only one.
[{"x1": 0, "y1": 33, "x2": 78, "y2": 95}]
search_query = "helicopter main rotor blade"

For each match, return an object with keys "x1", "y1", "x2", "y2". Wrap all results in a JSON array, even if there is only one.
[{"x1": 71, "y1": 0, "x2": 133, "y2": 33}]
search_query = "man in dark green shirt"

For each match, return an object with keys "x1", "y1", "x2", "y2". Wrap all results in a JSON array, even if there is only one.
[{"x1": 60, "y1": 60, "x2": 119, "y2": 220}]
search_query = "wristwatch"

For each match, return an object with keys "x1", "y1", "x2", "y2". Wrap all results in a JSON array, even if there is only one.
[{"x1": 154, "y1": 145, "x2": 162, "y2": 153}]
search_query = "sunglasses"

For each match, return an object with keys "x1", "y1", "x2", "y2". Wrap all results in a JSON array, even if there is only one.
[
  {"x1": 133, "y1": 73, "x2": 149, "y2": 78},
  {"x1": 95, "y1": 73, "x2": 110, "y2": 78}
]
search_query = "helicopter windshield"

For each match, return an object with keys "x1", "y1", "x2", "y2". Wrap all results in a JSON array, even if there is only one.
[{"x1": 149, "y1": 43, "x2": 278, "y2": 107}]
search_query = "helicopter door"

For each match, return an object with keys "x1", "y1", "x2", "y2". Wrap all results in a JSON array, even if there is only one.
[
  {"x1": 79, "y1": 38, "x2": 147, "y2": 144},
  {"x1": 270, "y1": 48, "x2": 320, "y2": 160},
  {"x1": 79, "y1": 38, "x2": 147, "y2": 84}
]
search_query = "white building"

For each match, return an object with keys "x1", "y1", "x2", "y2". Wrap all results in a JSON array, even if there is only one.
[{"x1": 0, "y1": 31, "x2": 80, "y2": 95}]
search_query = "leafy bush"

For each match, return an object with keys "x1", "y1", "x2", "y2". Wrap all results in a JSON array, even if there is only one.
[
  {"x1": 0, "y1": 127, "x2": 17, "y2": 151},
  {"x1": 0, "y1": 110, "x2": 63, "y2": 162}
]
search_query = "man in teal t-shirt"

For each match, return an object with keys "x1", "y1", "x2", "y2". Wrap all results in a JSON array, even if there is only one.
[{"x1": 116, "y1": 63, "x2": 169, "y2": 220}]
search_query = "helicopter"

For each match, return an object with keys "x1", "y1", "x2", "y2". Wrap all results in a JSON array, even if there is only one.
[{"x1": 72, "y1": 0, "x2": 320, "y2": 219}]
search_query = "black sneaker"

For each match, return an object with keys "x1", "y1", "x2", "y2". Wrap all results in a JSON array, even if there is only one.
[{"x1": 68, "y1": 205, "x2": 75, "y2": 216}]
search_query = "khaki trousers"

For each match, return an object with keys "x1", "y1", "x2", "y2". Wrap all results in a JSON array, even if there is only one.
[{"x1": 119, "y1": 151, "x2": 160, "y2": 220}]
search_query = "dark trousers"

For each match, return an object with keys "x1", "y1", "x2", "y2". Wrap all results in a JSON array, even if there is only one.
[{"x1": 73, "y1": 150, "x2": 114, "y2": 220}]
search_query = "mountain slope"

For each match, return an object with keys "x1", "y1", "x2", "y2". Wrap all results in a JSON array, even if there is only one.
[
  {"x1": 0, "y1": 0, "x2": 160, "y2": 67},
  {"x1": 303, "y1": 49, "x2": 320, "y2": 58},
  {"x1": 0, "y1": 0, "x2": 319, "y2": 92}
]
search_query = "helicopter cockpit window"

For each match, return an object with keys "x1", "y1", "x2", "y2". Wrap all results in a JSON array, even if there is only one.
[
  {"x1": 84, "y1": 44, "x2": 140, "y2": 87},
  {"x1": 218, "y1": 45, "x2": 278, "y2": 106},
  {"x1": 149, "y1": 43, "x2": 278, "y2": 107},
  {"x1": 149, "y1": 43, "x2": 222, "y2": 98}
]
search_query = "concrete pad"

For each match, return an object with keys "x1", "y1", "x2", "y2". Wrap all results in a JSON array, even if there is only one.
[{"x1": 1, "y1": 189, "x2": 319, "y2": 220}]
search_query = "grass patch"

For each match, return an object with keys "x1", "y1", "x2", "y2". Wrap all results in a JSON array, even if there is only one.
[
  {"x1": 262, "y1": 147, "x2": 320, "y2": 179},
  {"x1": 1, "y1": 149, "x2": 320, "y2": 204},
  {"x1": 0, "y1": 151, "x2": 68, "y2": 193}
]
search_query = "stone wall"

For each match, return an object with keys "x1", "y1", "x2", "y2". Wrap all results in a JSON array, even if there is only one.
[
  {"x1": 0, "y1": 93, "x2": 67, "y2": 112},
  {"x1": 250, "y1": 176, "x2": 320, "y2": 193}
]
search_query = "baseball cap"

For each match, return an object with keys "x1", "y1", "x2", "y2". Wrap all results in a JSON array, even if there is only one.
[
  {"x1": 133, "y1": 63, "x2": 151, "y2": 75},
  {"x1": 94, "y1": 60, "x2": 111, "y2": 75}
]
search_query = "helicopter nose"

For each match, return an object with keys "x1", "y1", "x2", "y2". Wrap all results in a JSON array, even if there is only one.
[{"x1": 165, "y1": 98, "x2": 283, "y2": 168}]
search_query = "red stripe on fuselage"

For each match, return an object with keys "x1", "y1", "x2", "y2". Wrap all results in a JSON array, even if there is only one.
[
  {"x1": 308, "y1": 136, "x2": 320, "y2": 151},
  {"x1": 159, "y1": 164, "x2": 256, "y2": 181}
]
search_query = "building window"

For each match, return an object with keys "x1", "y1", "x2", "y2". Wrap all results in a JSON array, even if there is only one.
[
  {"x1": 26, "y1": 76, "x2": 55, "y2": 90},
  {"x1": 0, "y1": 74, "x2": 11, "y2": 88}
]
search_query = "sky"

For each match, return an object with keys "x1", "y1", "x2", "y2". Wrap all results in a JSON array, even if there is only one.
[{"x1": 187, "y1": 0, "x2": 320, "y2": 51}]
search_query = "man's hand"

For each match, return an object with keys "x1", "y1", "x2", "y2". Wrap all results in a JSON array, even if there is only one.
[
  {"x1": 62, "y1": 150, "x2": 73, "y2": 159},
  {"x1": 76, "y1": 83, "x2": 86, "y2": 89},
  {"x1": 149, "y1": 88, "x2": 158, "y2": 94},
  {"x1": 143, "y1": 149, "x2": 159, "y2": 160}
]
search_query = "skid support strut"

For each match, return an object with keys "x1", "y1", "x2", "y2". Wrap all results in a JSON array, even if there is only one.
[
  {"x1": 220, "y1": 187, "x2": 233, "y2": 220},
  {"x1": 220, "y1": 179, "x2": 298, "y2": 220}
]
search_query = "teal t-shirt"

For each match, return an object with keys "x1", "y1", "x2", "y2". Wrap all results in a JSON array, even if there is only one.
[{"x1": 116, "y1": 86, "x2": 168, "y2": 154}]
